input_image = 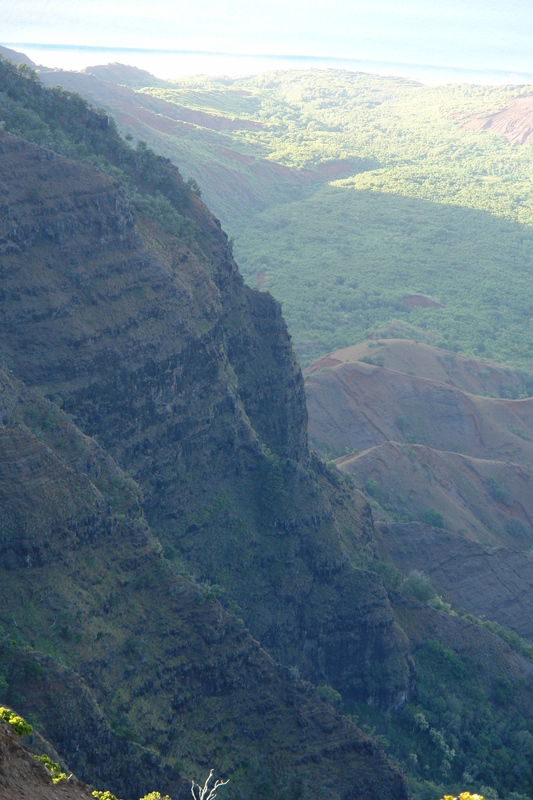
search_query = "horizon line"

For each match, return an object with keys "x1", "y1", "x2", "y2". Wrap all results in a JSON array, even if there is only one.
[{"x1": 3, "y1": 42, "x2": 533, "y2": 83}]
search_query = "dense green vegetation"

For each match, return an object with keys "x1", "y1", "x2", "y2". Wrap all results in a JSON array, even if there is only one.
[
  {"x1": 342, "y1": 565, "x2": 533, "y2": 800},
  {"x1": 0, "y1": 59, "x2": 197, "y2": 244},
  {"x1": 101, "y1": 68, "x2": 533, "y2": 367},
  {"x1": 350, "y1": 637, "x2": 533, "y2": 800},
  {"x1": 235, "y1": 188, "x2": 533, "y2": 365}
]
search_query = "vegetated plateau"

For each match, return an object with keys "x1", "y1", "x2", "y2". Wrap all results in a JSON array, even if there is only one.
[
  {"x1": 34, "y1": 57, "x2": 533, "y2": 367},
  {"x1": 1, "y1": 49, "x2": 533, "y2": 800}
]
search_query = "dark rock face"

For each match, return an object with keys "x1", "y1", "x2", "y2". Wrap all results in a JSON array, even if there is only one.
[
  {"x1": 0, "y1": 129, "x2": 411, "y2": 714},
  {"x1": 0, "y1": 366, "x2": 409, "y2": 799},
  {"x1": 379, "y1": 522, "x2": 533, "y2": 639},
  {"x1": 222, "y1": 283, "x2": 309, "y2": 464}
]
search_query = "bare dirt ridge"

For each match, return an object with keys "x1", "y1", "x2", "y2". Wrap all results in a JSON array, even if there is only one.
[
  {"x1": 461, "y1": 94, "x2": 533, "y2": 146},
  {"x1": 304, "y1": 339, "x2": 527, "y2": 394},
  {"x1": 305, "y1": 339, "x2": 533, "y2": 621},
  {"x1": 402, "y1": 294, "x2": 443, "y2": 308},
  {"x1": 39, "y1": 67, "x2": 263, "y2": 133},
  {"x1": 306, "y1": 356, "x2": 533, "y2": 464},
  {"x1": 337, "y1": 442, "x2": 533, "y2": 549}
]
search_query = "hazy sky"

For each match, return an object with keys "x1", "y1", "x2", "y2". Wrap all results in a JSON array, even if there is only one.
[{"x1": 3, "y1": 0, "x2": 533, "y2": 71}]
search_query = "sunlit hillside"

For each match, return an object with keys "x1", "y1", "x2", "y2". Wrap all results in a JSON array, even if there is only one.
[{"x1": 38, "y1": 65, "x2": 533, "y2": 368}]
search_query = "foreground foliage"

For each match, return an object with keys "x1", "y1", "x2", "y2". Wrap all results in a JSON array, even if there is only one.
[
  {"x1": 442, "y1": 794, "x2": 485, "y2": 800},
  {"x1": 0, "y1": 705, "x2": 33, "y2": 736},
  {"x1": 34, "y1": 753, "x2": 68, "y2": 784}
]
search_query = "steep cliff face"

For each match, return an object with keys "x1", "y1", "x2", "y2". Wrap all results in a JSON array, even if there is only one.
[
  {"x1": 0, "y1": 125, "x2": 411, "y2": 713},
  {"x1": 0, "y1": 365, "x2": 410, "y2": 800},
  {"x1": 0, "y1": 61, "x2": 415, "y2": 798}
]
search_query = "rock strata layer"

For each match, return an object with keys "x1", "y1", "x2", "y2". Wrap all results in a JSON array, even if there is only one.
[{"x1": 0, "y1": 106, "x2": 410, "y2": 799}]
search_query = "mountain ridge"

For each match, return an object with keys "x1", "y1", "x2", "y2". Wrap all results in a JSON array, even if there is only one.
[{"x1": 0, "y1": 58, "x2": 410, "y2": 799}]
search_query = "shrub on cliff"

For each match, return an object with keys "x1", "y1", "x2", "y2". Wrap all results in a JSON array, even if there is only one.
[
  {"x1": 401, "y1": 570, "x2": 436, "y2": 602},
  {"x1": 441, "y1": 794, "x2": 484, "y2": 800},
  {"x1": 486, "y1": 476, "x2": 510, "y2": 506},
  {"x1": 421, "y1": 506, "x2": 445, "y2": 528},
  {"x1": 0, "y1": 706, "x2": 33, "y2": 736},
  {"x1": 33, "y1": 754, "x2": 67, "y2": 784}
]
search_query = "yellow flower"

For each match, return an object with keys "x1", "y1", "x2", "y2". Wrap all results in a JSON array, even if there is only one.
[{"x1": 440, "y1": 794, "x2": 484, "y2": 800}]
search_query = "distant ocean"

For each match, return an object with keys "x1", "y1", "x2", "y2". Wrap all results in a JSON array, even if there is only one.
[{"x1": 3, "y1": 43, "x2": 533, "y2": 85}]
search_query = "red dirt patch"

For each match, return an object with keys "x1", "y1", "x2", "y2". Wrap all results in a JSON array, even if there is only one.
[
  {"x1": 315, "y1": 160, "x2": 357, "y2": 180},
  {"x1": 305, "y1": 355, "x2": 343, "y2": 374},
  {"x1": 251, "y1": 159, "x2": 356, "y2": 186},
  {"x1": 461, "y1": 94, "x2": 533, "y2": 146},
  {"x1": 131, "y1": 92, "x2": 265, "y2": 131},
  {"x1": 252, "y1": 160, "x2": 300, "y2": 180},
  {"x1": 403, "y1": 294, "x2": 443, "y2": 308},
  {"x1": 216, "y1": 146, "x2": 256, "y2": 165},
  {"x1": 117, "y1": 104, "x2": 194, "y2": 135},
  {"x1": 119, "y1": 93, "x2": 264, "y2": 133},
  {"x1": 173, "y1": 107, "x2": 263, "y2": 131}
]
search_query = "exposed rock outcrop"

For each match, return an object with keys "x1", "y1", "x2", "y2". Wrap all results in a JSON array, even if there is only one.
[
  {"x1": 379, "y1": 522, "x2": 533, "y2": 640},
  {"x1": 462, "y1": 94, "x2": 533, "y2": 146}
]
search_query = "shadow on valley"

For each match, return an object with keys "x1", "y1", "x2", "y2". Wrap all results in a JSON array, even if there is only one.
[{"x1": 236, "y1": 187, "x2": 533, "y2": 368}]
